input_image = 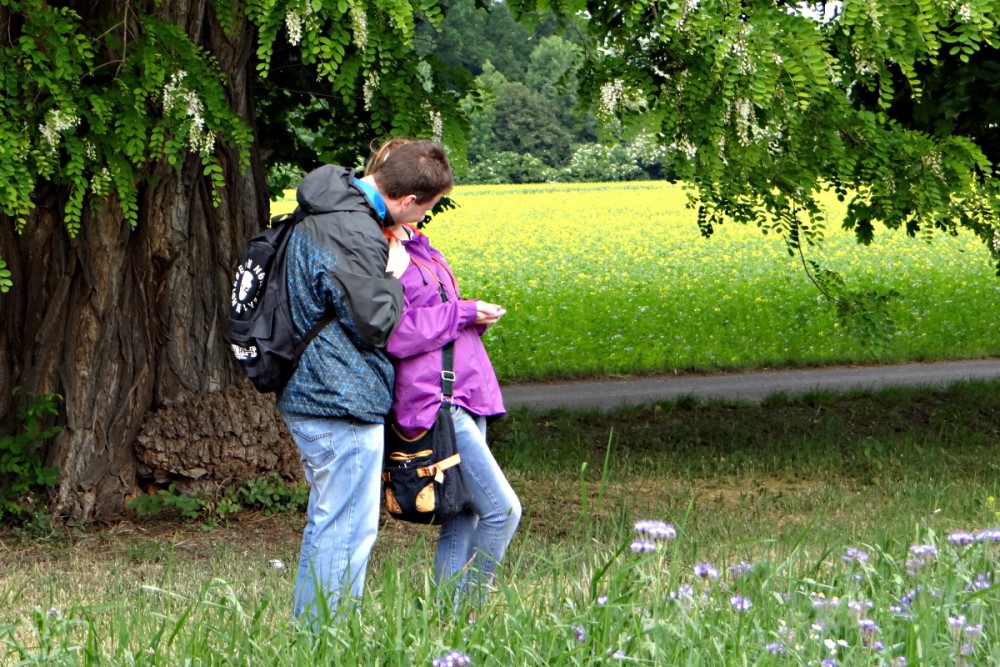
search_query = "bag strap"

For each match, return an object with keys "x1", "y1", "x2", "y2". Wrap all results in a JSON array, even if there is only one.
[{"x1": 405, "y1": 252, "x2": 456, "y2": 403}]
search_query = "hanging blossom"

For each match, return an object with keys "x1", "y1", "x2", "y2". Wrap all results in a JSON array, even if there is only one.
[
  {"x1": 363, "y1": 72, "x2": 380, "y2": 111},
  {"x1": 39, "y1": 108, "x2": 81, "y2": 151},
  {"x1": 673, "y1": 136, "x2": 698, "y2": 160},
  {"x1": 733, "y1": 98, "x2": 754, "y2": 146},
  {"x1": 90, "y1": 167, "x2": 114, "y2": 198},
  {"x1": 921, "y1": 151, "x2": 945, "y2": 180},
  {"x1": 991, "y1": 230, "x2": 1000, "y2": 254},
  {"x1": 162, "y1": 71, "x2": 215, "y2": 154},
  {"x1": 729, "y1": 24, "x2": 755, "y2": 76},
  {"x1": 599, "y1": 79, "x2": 625, "y2": 117},
  {"x1": 674, "y1": 0, "x2": 700, "y2": 28},
  {"x1": 350, "y1": 3, "x2": 369, "y2": 52},
  {"x1": 429, "y1": 108, "x2": 443, "y2": 144},
  {"x1": 957, "y1": 3, "x2": 973, "y2": 21},
  {"x1": 286, "y1": 9, "x2": 304, "y2": 46}
]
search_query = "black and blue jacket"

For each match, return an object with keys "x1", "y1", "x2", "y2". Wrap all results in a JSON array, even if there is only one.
[{"x1": 276, "y1": 165, "x2": 404, "y2": 422}]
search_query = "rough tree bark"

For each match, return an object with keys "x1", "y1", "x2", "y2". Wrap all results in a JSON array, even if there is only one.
[{"x1": 0, "y1": 0, "x2": 288, "y2": 520}]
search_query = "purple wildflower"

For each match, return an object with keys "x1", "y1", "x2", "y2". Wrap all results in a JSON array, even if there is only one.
[
  {"x1": 847, "y1": 599, "x2": 873, "y2": 617},
  {"x1": 974, "y1": 527, "x2": 1000, "y2": 542},
  {"x1": 810, "y1": 593, "x2": 839, "y2": 610},
  {"x1": 841, "y1": 547, "x2": 869, "y2": 564},
  {"x1": 668, "y1": 583, "x2": 695, "y2": 601},
  {"x1": 857, "y1": 618, "x2": 880, "y2": 647},
  {"x1": 964, "y1": 624, "x2": 984, "y2": 639},
  {"x1": 765, "y1": 642, "x2": 786, "y2": 656},
  {"x1": 966, "y1": 572, "x2": 991, "y2": 592},
  {"x1": 612, "y1": 649, "x2": 626, "y2": 660},
  {"x1": 729, "y1": 594, "x2": 752, "y2": 612},
  {"x1": 909, "y1": 544, "x2": 938, "y2": 560},
  {"x1": 431, "y1": 649, "x2": 471, "y2": 667},
  {"x1": 821, "y1": 660, "x2": 838, "y2": 667},
  {"x1": 596, "y1": 594, "x2": 608, "y2": 606},
  {"x1": 890, "y1": 657, "x2": 908, "y2": 667},
  {"x1": 948, "y1": 530, "x2": 976, "y2": 546},
  {"x1": 634, "y1": 519, "x2": 676, "y2": 540},
  {"x1": 959, "y1": 642, "x2": 974, "y2": 656},
  {"x1": 728, "y1": 561, "x2": 753, "y2": 578},
  {"x1": 630, "y1": 539, "x2": 656, "y2": 554},
  {"x1": 694, "y1": 563, "x2": 719, "y2": 580}
]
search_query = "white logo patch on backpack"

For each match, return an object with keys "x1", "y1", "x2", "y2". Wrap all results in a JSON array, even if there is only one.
[{"x1": 231, "y1": 259, "x2": 266, "y2": 314}]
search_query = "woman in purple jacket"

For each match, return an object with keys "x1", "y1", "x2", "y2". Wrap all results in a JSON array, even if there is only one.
[{"x1": 367, "y1": 139, "x2": 521, "y2": 608}]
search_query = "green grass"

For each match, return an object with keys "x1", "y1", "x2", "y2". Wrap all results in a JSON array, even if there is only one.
[{"x1": 4, "y1": 383, "x2": 999, "y2": 664}]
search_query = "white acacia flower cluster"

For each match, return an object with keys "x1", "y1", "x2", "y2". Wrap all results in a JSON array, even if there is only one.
[
  {"x1": 363, "y1": 72, "x2": 379, "y2": 110},
  {"x1": 733, "y1": 97, "x2": 755, "y2": 146},
  {"x1": 957, "y1": 3, "x2": 973, "y2": 22},
  {"x1": 674, "y1": 0, "x2": 700, "y2": 28},
  {"x1": 673, "y1": 136, "x2": 698, "y2": 160},
  {"x1": 598, "y1": 79, "x2": 647, "y2": 118},
  {"x1": 921, "y1": 150, "x2": 945, "y2": 181},
  {"x1": 426, "y1": 105, "x2": 443, "y2": 143},
  {"x1": 865, "y1": 0, "x2": 882, "y2": 31},
  {"x1": 991, "y1": 230, "x2": 1000, "y2": 254},
  {"x1": 351, "y1": 3, "x2": 369, "y2": 52},
  {"x1": 90, "y1": 167, "x2": 114, "y2": 198},
  {"x1": 162, "y1": 71, "x2": 215, "y2": 154},
  {"x1": 39, "y1": 108, "x2": 80, "y2": 152},
  {"x1": 284, "y1": 5, "x2": 319, "y2": 46},
  {"x1": 599, "y1": 79, "x2": 624, "y2": 117},
  {"x1": 286, "y1": 9, "x2": 304, "y2": 45},
  {"x1": 729, "y1": 24, "x2": 755, "y2": 75}
]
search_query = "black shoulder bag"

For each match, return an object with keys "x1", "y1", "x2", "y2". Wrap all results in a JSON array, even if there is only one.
[{"x1": 382, "y1": 288, "x2": 473, "y2": 524}]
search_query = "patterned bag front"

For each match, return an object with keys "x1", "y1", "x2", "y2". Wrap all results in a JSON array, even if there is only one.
[{"x1": 382, "y1": 408, "x2": 472, "y2": 524}]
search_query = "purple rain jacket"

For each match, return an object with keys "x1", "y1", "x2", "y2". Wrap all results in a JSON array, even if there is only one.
[{"x1": 385, "y1": 228, "x2": 505, "y2": 437}]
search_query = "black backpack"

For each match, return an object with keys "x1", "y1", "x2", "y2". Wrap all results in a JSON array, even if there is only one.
[{"x1": 228, "y1": 209, "x2": 333, "y2": 393}]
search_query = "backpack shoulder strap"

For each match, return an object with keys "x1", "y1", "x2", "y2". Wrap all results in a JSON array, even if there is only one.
[{"x1": 280, "y1": 207, "x2": 336, "y2": 364}]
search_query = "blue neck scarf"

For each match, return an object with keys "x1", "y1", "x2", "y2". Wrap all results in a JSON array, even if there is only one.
[{"x1": 352, "y1": 177, "x2": 388, "y2": 223}]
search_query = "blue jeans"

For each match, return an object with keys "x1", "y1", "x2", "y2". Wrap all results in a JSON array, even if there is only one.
[
  {"x1": 283, "y1": 416, "x2": 383, "y2": 622},
  {"x1": 434, "y1": 407, "x2": 522, "y2": 604}
]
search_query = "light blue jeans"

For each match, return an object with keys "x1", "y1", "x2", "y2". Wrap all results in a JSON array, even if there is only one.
[
  {"x1": 283, "y1": 416, "x2": 383, "y2": 623},
  {"x1": 434, "y1": 407, "x2": 522, "y2": 605}
]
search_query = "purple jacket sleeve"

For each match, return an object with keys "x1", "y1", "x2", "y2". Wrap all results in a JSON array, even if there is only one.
[{"x1": 386, "y1": 298, "x2": 479, "y2": 359}]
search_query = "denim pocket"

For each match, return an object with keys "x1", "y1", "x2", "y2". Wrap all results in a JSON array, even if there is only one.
[{"x1": 288, "y1": 420, "x2": 338, "y2": 470}]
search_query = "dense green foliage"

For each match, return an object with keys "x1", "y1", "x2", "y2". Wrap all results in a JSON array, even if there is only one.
[
  {"x1": 0, "y1": 0, "x2": 462, "y2": 277},
  {"x1": 0, "y1": 2, "x2": 252, "y2": 236},
  {"x1": 0, "y1": 391, "x2": 61, "y2": 524}
]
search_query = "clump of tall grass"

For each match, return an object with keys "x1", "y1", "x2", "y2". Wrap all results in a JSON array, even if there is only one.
[{"x1": 4, "y1": 516, "x2": 997, "y2": 665}]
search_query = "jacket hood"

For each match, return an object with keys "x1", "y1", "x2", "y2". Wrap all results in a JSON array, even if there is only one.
[{"x1": 296, "y1": 165, "x2": 374, "y2": 217}]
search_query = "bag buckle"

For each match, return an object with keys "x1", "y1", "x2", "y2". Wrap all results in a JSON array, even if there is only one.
[{"x1": 441, "y1": 370, "x2": 456, "y2": 382}]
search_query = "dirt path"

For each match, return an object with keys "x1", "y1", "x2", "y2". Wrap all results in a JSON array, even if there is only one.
[{"x1": 502, "y1": 358, "x2": 1000, "y2": 410}]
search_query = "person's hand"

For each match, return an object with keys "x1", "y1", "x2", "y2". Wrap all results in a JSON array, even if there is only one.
[
  {"x1": 386, "y1": 238, "x2": 410, "y2": 278},
  {"x1": 474, "y1": 300, "x2": 506, "y2": 326}
]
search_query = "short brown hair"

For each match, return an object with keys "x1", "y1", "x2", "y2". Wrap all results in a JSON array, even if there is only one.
[{"x1": 369, "y1": 140, "x2": 453, "y2": 203}]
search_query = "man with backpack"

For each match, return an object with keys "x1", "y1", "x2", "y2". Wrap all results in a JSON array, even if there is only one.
[{"x1": 276, "y1": 141, "x2": 453, "y2": 623}]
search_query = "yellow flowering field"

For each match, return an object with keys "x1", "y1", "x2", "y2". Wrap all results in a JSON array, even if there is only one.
[{"x1": 275, "y1": 182, "x2": 1000, "y2": 380}]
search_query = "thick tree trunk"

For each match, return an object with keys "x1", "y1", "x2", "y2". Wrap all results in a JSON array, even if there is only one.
[{"x1": 0, "y1": 1, "x2": 279, "y2": 520}]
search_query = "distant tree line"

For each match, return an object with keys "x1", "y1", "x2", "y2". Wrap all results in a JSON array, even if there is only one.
[{"x1": 424, "y1": 0, "x2": 678, "y2": 184}]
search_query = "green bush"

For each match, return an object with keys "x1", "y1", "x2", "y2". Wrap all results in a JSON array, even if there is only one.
[
  {"x1": 0, "y1": 390, "x2": 61, "y2": 525},
  {"x1": 560, "y1": 143, "x2": 646, "y2": 182},
  {"x1": 126, "y1": 473, "x2": 309, "y2": 524},
  {"x1": 463, "y1": 151, "x2": 558, "y2": 184}
]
